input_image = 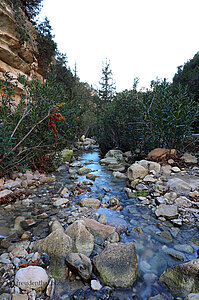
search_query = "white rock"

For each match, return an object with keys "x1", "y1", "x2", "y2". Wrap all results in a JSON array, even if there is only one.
[
  {"x1": 15, "y1": 266, "x2": 48, "y2": 291},
  {"x1": 0, "y1": 189, "x2": 12, "y2": 198},
  {"x1": 181, "y1": 153, "x2": 198, "y2": 164},
  {"x1": 138, "y1": 160, "x2": 161, "y2": 173},
  {"x1": 91, "y1": 279, "x2": 102, "y2": 290},
  {"x1": 53, "y1": 198, "x2": 69, "y2": 207},
  {"x1": 171, "y1": 166, "x2": 181, "y2": 173},
  {"x1": 143, "y1": 175, "x2": 156, "y2": 183}
]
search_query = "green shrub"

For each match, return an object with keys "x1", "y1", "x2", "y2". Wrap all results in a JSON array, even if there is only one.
[{"x1": 0, "y1": 73, "x2": 83, "y2": 175}]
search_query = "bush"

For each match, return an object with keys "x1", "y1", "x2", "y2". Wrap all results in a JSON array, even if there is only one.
[
  {"x1": 93, "y1": 79, "x2": 199, "y2": 154},
  {"x1": 0, "y1": 73, "x2": 83, "y2": 175}
]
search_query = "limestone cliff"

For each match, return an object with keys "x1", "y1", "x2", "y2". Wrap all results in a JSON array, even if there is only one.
[{"x1": 0, "y1": 0, "x2": 42, "y2": 102}]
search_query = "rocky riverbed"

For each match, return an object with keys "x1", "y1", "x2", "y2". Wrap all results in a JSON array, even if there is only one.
[{"x1": 0, "y1": 139, "x2": 199, "y2": 300}]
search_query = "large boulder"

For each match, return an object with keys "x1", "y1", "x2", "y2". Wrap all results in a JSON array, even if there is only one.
[
  {"x1": 155, "y1": 204, "x2": 178, "y2": 220},
  {"x1": 167, "y1": 178, "x2": 192, "y2": 194},
  {"x1": 15, "y1": 266, "x2": 48, "y2": 291},
  {"x1": 159, "y1": 259, "x2": 199, "y2": 296},
  {"x1": 93, "y1": 243, "x2": 138, "y2": 288},
  {"x1": 33, "y1": 229, "x2": 73, "y2": 278},
  {"x1": 65, "y1": 221, "x2": 94, "y2": 257},
  {"x1": 127, "y1": 163, "x2": 148, "y2": 181},
  {"x1": 138, "y1": 160, "x2": 161, "y2": 173},
  {"x1": 147, "y1": 148, "x2": 176, "y2": 159}
]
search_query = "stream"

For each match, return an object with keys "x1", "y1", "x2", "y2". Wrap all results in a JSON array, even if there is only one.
[{"x1": 0, "y1": 149, "x2": 198, "y2": 299}]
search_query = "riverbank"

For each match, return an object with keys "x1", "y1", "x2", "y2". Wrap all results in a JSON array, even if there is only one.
[{"x1": 0, "y1": 141, "x2": 199, "y2": 299}]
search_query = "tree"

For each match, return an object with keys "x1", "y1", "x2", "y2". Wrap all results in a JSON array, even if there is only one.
[
  {"x1": 173, "y1": 52, "x2": 199, "y2": 101},
  {"x1": 98, "y1": 58, "x2": 116, "y2": 101}
]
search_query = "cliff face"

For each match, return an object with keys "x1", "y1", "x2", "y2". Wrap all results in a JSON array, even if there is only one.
[{"x1": 0, "y1": 1, "x2": 42, "y2": 102}]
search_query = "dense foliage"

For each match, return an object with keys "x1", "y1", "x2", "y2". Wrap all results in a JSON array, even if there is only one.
[
  {"x1": 0, "y1": 72, "x2": 93, "y2": 175},
  {"x1": 93, "y1": 79, "x2": 199, "y2": 154}
]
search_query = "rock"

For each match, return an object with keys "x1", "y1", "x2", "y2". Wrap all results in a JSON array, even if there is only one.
[
  {"x1": 167, "y1": 178, "x2": 192, "y2": 193},
  {"x1": 70, "y1": 161, "x2": 84, "y2": 168},
  {"x1": 86, "y1": 174, "x2": 99, "y2": 181},
  {"x1": 93, "y1": 243, "x2": 138, "y2": 288},
  {"x1": 100, "y1": 157, "x2": 119, "y2": 165},
  {"x1": 33, "y1": 229, "x2": 73, "y2": 278},
  {"x1": 185, "y1": 294, "x2": 199, "y2": 300},
  {"x1": 147, "y1": 148, "x2": 176, "y2": 159},
  {"x1": 127, "y1": 163, "x2": 148, "y2": 181},
  {"x1": 190, "y1": 232, "x2": 199, "y2": 246},
  {"x1": 164, "y1": 192, "x2": 178, "y2": 201},
  {"x1": 66, "y1": 252, "x2": 92, "y2": 280},
  {"x1": 138, "y1": 160, "x2": 161, "y2": 173},
  {"x1": 181, "y1": 153, "x2": 198, "y2": 164},
  {"x1": 171, "y1": 166, "x2": 181, "y2": 173},
  {"x1": 155, "y1": 204, "x2": 178, "y2": 220},
  {"x1": 160, "y1": 259, "x2": 199, "y2": 295},
  {"x1": 15, "y1": 266, "x2": 48, "y2": 291},
  {"x1": 108, "y1": 164, "x2": 125, "y2": 172},
  {"x1": 162, "y1": 165, "x2": 172, "y2": 174},
  {"x1": 34, "y1": 229, "x2": 73, "y2": 258},
  {"x1": 0, "y1": 294, "x2": 11, "y2": 300},
  {"x1": 157, "y1": 231, "x2": 173, "y2": 242},
  {"x1": 149, "y1": 294, "x2": 170, "y2": 300},
  {"x1": 12, "y1": 295, "x2": 28, "y2": 300},
  {"x1": 107, "y1": 196, "x2": 120, "y2": 208},
  {"x1": 46, "y1": 278, "x2": 55, "y2": 298},
  {"x1": 53, "y1": 198, "x2": 69, "y2": 207},
  {"x1": 98, "y1": 214, "x2": 108, "y2": 225},
  {"x1": 112, "y1": 171, "x2": 127, "y2": 179},
  {"x1": 83, "y1": 218, "x2": 116, "y2": 240},
  {"x1": 50, "y1": 220, "x2": 64, "y2": 232},
  {"x1": 65, "y1": 221, "x2": 94, "y2": 257},
  {"x1": 175, "y1": 196, "x2": 192, "y2": 208},
  {"x1": 189, "y1": 191, "x2": 199, "y2": 198},
  {"x1": 28, "y1": 290, "x2": 36, "y2": 300},
  {"x1": 79, "y1": 198, "x2": 101, "y2": 209},
  {"x1": 0, "y1": 189, "x2": 12, "y2": 198},
  {"x1": 105, "y1": 149, "x2": 124, "y2": 160},
  {"x1": 61, "y1": 149, "x2": 73, "y2": 162},
  {"x1": 168, "y1": 159, "x2": 175, "y2": 165},
  {"x1": 77, "y1": 167, "x2": 92, "y2": 175},
  {"x1": 174, "y1": 244, "x2": 194, "y2": 254},
  {"x1": 107, "y1": 232, "x2": 120, "y2": 243},
  {"x1": 143, "y1": 175, "x2": 157, "y2": 183},
  {"x1": 91, "y1": 279, "x2": 102, "y2": 290}
]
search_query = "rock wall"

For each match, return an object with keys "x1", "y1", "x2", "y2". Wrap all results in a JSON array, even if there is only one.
[{"x1": 0, "y1": 0, "x2": 42, "y2": 103}]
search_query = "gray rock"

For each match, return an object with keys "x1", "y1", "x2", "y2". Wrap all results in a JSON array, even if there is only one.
[
  {"x1": 112, "y1": 171, "x2": 127, "y2": 179},
  {"x1": 77, "y1": 167, "x2": 92, "y2": 175},
  {"x1": 138, "y1": 160, "x2": 161, "y2": 173},
  {"x1": 181, "y1": 153, "x2": 198, "y2": 164},
  {"x1": 46, "y1": 278, "x2": 55, "y2": 298},
  {"x1": 155, "y1": 204, "x2": 178, "y2": 220},
  {"x1": 79, "y1": 197, "x2": 101, "y2": 209},
  {"x1": 33, "y1": 229, "x2": 73, "y2": 278},
  {"x1": 159, "y1": 258, "x2": 199, "y2": 296},
  {"x1": 15, "y1": 266, "x2": 48, "y2": 291},
  {"x1": 108, "y1": 164, "x2": 125, "y2": 172},
  {"x1": 105, "y1": 149, "x2": 124, "y2": 160},
  {"x1": 53, "y1": 198, "x2": 69, "y2": 207},
  {"x1": 65, "y1": 221, "x2": 94, "y2": 257},
  {"x1": 100, "y1": 157, "x2": 119, "y2": 165},
  {"x1": 127, "y1": 163, "x2": 148, "y2": 181},
  {"x1": 66, "y1": 252, "x2": 92, "y2": 280},
  {"x1": 167, "y1": 178, "x2": 192, "y2": 193},
  {"x1": 174, "y1": 244, "x2": 194, "y2": 254},
  {"x1": 91, "y1": 279, "x2": 102, "y2": 290},
  {"x1": 93, "y1": 243, "x2": 138, "y2": 288},
  {"x1": 185, "y1": 293, "x2": 199, "y2": 300},
  {"x1": 175, "y1": 196, "x2": 192, "y2": 208}
]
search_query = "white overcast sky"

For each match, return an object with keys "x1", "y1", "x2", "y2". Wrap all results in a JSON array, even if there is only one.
[{"x1": 39, "y1": 0, "x2": 199, "y2": 91}]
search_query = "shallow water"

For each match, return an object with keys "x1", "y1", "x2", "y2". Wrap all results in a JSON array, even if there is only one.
[{"x1": 0, "y1": 149, "x2": 198, "y2": 299}]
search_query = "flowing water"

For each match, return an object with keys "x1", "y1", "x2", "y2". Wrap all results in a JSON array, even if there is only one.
[{"x1": 0, "y1": 149, "x2": 198, "y2": 299}]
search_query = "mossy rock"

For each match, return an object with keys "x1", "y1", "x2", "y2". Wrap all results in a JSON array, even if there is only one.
[{"x1": 61, "y1": 149, "x2": 73, "y2": 162}]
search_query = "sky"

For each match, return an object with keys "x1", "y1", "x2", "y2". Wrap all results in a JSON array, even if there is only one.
[{"x1": 39, "y1": 0, "x2": 199, "y2": 92}]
